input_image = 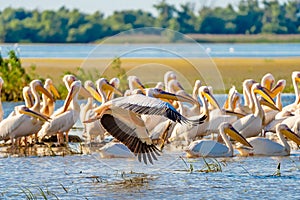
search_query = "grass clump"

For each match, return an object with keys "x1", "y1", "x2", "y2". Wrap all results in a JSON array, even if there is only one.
[{"x1": 178, "y1": 156, "x2": 225, "y2": 173}]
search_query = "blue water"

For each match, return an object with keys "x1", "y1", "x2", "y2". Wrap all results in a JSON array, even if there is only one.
[
  {"x1": 0, "y1": 94, "x2": 299, "y2": 199},
  {"x1": 1, "y1": 43, "x2": 300, "y2": 58}
]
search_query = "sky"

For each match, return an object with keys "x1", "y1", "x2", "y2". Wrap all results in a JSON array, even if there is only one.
[{"x1": 0, "y1": 0, "x2": 289, "y2": 16}]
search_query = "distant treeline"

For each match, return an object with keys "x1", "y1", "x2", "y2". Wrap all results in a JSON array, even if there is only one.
[{"x1": 1, "y1": 0, "x2": 300, "y2": 43}]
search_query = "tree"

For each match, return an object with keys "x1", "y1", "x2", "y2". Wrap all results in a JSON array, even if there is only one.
[
  {"x1": 235, "y1": 0, "x2": 263, "y2": 34},
  {"x1": 153, "y1": 0, "x2": 177, "y2": 28},
  {"x1": 176, "y1": 2, "x2": 197, "y2": 33}
]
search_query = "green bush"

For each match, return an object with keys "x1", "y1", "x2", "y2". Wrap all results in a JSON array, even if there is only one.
[{"x1": 0, "y1": 50, "x2": 36, "y2": 101}]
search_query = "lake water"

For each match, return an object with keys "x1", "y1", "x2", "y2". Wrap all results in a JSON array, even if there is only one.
[
  {"x1": 1, "y1": 94, "x2": 299, "y2": 199},
  {"x1": 0, "y1": 41, "x2": 299, "y2": 198},
  {"x1": 1, "y1": 43, "x2": 300, "y2": 58}
]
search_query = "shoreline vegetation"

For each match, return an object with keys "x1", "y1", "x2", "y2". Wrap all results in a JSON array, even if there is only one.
[
  {"x1": 188, "y1": 34, "x2": 300, "y2": 43},
  {"x1": 92, "y1": 33, "x2": 300, "y2": 44},
  {"x1": 2, "y1": 1, "x2": 300, "y2": 43},
  {"x1": 21, "y1": 57, "x2": 300, "y2": 94}
]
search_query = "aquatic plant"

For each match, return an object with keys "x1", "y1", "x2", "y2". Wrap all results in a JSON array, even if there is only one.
[
  {"x1": 272, "y1": 162, "x2": 281, "y2": 177},
  {"x1": 178, "y1": 156, "x2": 224, "y2": 173},
  {"x1": 19, "y1": 186, "x2": 59, "y2": 200}
]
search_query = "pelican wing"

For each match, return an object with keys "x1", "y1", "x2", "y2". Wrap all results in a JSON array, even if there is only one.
[
  {"x1": 112, "y1": 94, "x2": 206, "y2": 126},
  {"x1": 100, "y1": 113, "x2": 160, "y2": 164},
  {"x1": 0, "y1": 115, "x2": 26, "y2": 139}
]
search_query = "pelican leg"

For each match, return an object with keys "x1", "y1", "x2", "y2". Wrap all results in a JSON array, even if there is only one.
[
  {"x1": 159, "y1": 123, "x2": 170, "y2": 151},
  {"x1": 65, "y1": 131, "x2": 69, "y2": 143},
  {"x1": 57, "y1": 132, "x2": 64, "y2": 145},
  {"x1": 34, "y1": 133, "x2": 38, "y2": 144},
  {"x1": 24, "y1": 137, "x2": 27, "y2": 147}
]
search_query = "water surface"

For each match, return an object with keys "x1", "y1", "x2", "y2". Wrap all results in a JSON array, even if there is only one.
[{"x1": 0, "y1": 94, "x2": 299, "y2": 199}]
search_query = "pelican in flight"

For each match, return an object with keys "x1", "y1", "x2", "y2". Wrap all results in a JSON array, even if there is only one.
[
  {"x1": 85, "y1": 88, "x2": 207, "y2": 164},
  {"x1": 185, "y1": 122, "x2": 252, "y2": 158},
  {"x1": 38, "y1": 81, "x2": 83, "y2": 144},
  {"x1": 0, "y1": 106, "x2": 49, "y2": 145},
  {"x1": 237, "y1": 124, "x2": 300, "y2": 156},
  {"x1": 232, "y1": 83, "x2": 277, "y2": 138},
  {"x1": 83, "y1": 78, "x2": 122, "y2": 142}
]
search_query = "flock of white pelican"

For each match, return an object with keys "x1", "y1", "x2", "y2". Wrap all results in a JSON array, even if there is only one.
[{"x1": 0, "y1": 71, "x2": 299, "y2": 164}]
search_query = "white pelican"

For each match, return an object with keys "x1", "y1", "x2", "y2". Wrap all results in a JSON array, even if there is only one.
[
  {"x1": 99, "y1": 142, "x2": 134, "y2": 158},
  {"x1": 107, "y1": 77, "x2": 121, "y2": 100},
  {"x1": 63, "y1": 74, "x2": 93, "y2": 97},
  {"x1": 155, "y1": 82, "x2": 164, "y2": 90},
  {"x1": 0, "y1": 106, "x2": 49, "y2": 145},
  {"x1": 0, "y1": 77, "x2": 3, "y2": 121},
  {"x1": 38, "y1": 81, "x2": 82, "y2": 144},
  {"x1": 8, "y1": 86, "x2": 35, "y2": 118},
  {"x1": 232, "y1": 83, "x2": 277, "y2": 138},
  {"x1": 283, "y1": 71, "x2": 300, "y2": 112},
  {"x1": 261, "y1": 73, "x2": 275, "y2": 91},
  {"x1": 40, "y1": 78, "x2": 60, "y2": 117},
  {"x1": 263, "y1": 79, "x2": 286, "y2": 126},
  {"x1": 237, "y1": 124, "x2": 300, "y2": 156},
  {"x1": 164, "y1": 71, "x2": 177, "y2": 92},
  {"x1": 85, "y1": 88, "x2": 207, "y2": 164},
  {"x1": 169, "y1": 86, "x2": 219, "y2": 144},
  {"x1": 280, "y1": 115, "x2": 300, "y2": 134},
  {"x1": 241, "y1": 79, "x2": 257, "y2": 114},
  {"x1": 83, "y1": 78, "x2": 122, "y2": 142},
  {"x1": 142, "y1": 80, "x2": 198, "y2": 134},
  {"x1": 127, "y1": 76, "x2": 146, "y2": 94},
  {"x1": 185, "y1": 122, "x2": 252, "y2": 158},
  {"x1": 1, "y1": 80, "x2": 53, "y2": 145}
]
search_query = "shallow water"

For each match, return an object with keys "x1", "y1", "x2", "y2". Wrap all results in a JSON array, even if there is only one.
[
  {"x1": 0, "y1": 94, "x2": 299, "y2": 199},
  {"x1": 2, "y1": 152, "x2": 300, "y2": 199}
]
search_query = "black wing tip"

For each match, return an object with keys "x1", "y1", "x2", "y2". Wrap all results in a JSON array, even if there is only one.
[
  {"x1": 182, "y1": 114, "x2": 207, "y2": 126},
  {"x1": 101, "y1": 113, "x2": 161, "y2": 164},
  {"x1": 136, "y1": 144, "x2": 161, "y2": 165}
]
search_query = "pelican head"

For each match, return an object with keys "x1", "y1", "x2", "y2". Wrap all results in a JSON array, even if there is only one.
[
  {"x1": 292, "y1": 71, "x2": 300, "y2": 83},
  {"x1": 199, "y1": 86, "x2": 220, "y2": 110},
  {"x1": 45, "y1": 78, "x2": 60, "y2": 99},
  {"x1": 252, "y1": 83, "x2": 277, "y2": 109},
  {"x1": 155, "y1": 82, "x2": 164, "y2": 90},
  {"x1": 63, "y1": 74, "x2": 77, "y2": 88},
  {"x1": 220, "y1": 122, "x2": 252, "y2": 148},
  {"x1": 97, "y1": 78, "x2": 122, "y2": 96},
  {"x1": 128, "y1": 76, "x2": 145, "y2": 93},
  {"x1": 63, "y1": 81, "x2": 81, "y2": 112},
  {"x1": 164, "y1": 71, "x2": 177, "y2": 83},
  {"x1": 19, "y1": 106, "x2": 50, "y2": 122},
  {"x1": 84, "y1": 80, "x2": 102, "y2": 102},
  {"x1": 243, "y1": 79, "x2": 257, "y2": 90},
  {"x1": 270, "y1": 79, "x2": 286, "y2": 98},
  {"x1": 109, "y1": 77, "x2": 120, "y2": 89},
  {"x1": 223, "y1": 85, "x2": 236, "y2": 109},
  {"x1": 277, "y1": 124, "x2": 300, "y2": 145},
  {"x1": 167, "y1": 79, "x2": 185, "y2": 93},
  {"x1": 23, "y1": 86, "x2": 34, "y2": 108},
  {"x1": 30, "y1": 80, "x2": 54, "y2": 102},
  {"x1": 261, "y1": 73, "x2": 275, "y2": 90},
  {"x1": 147, "y1": 88, "x2": 197, "y2": 105}
]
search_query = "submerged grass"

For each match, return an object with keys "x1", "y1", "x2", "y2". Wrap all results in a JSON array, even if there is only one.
[
  {"x1": 18, "y1": 186, "x2": 59, "y2": 200},
  {"x1": 178, "y1": 156, "x2": 225, "y2": 173}
]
